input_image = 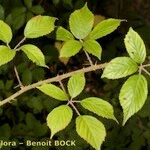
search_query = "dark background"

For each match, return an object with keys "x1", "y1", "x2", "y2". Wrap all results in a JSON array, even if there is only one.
[{"x1": 0, "y1": 0, "x2": 150, "y2": 149}]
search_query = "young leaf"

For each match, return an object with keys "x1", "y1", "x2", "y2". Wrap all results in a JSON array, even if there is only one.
[
  {"x1": 76, "y1": 115, "x2": 106, "y2": 150},
  {"x1": 0, "y1": 46, "x2": 16, "y2": 66},
  {"x1": 21, "y1": 44, "x2": 46, "y2": 67},
  {"x1": 124, "y1": 27, "x2": 146, "y2": 64},
  {"x1": 55, "y1": 26, "x2": 74, "y2": 41},
  {"x1": 81, "y1": 97, "x2": 117, "y2": 122},
  {"x1": 119, "y1": 74, "x2": 148, "y2": 125},
  {"x1": 101, "y1": 57, "x2": 138, "y2": 79},
  {"x1": 69, "y1": 3, "x2": 94, "y2": 39},
  {"x1": 0, "y1": 20, "x2": 12, "y2": 43},
  {"x1": 68, "y1": 73, "x2": 85, "y2": 98},
  {"x1": 60, "y1": 40, "x2": 82, "y2": 58},
  {"x1": 47, "y1": 105, "x2": 73, "y2": 138},
  {"x1": 24, "y1": 15, "x2": 56, "y2": 38},
  {"x1": 83, "y1": 39, "x2": 102, "y2": 59},
  {"x1": 88, "y1": 19, "x2": 122, "y2": 40},
  {"x1": 37, "y1": 83, "x2": 68, "y2": 101}
]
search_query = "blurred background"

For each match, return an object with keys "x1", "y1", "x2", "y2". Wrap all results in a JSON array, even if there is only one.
[{"x1": 0, "y1": 0, "x2": 150, "y2": 149}]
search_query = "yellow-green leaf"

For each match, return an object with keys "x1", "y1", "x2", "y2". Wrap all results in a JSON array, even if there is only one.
[
  {"x1": 68, "y1": 73, "x2": 85, "y2": 98},
  {"x1": 21, "y1": 44, "x2": 46, "y2": 67},
  {"x1": 55, "y1": 26, "x2": 74, "y2": 41},
  {"x1": 0, "y1": 20, "x2": 12, "y2": 43},
  {"x1": 83, "y1": 39, "x2": 102, "y2": 59},
  {"x1": 69, "y1": 3, "x2": 94, "y2": 39},
  {"x1": 76, "y1": 115, "x2": 106, "y2": 150},
  {"x1": 81, "y1": 97, "x2": 117, "y2": 122},
  {"x1": 88, "y1": 19, "x2": 122, "y2": 40},
  {"x1": 47, "y1": 105, "x2": 73, "y2": 138},
  {"x1": 0, "y1": 46, "x2": 16, "y2": 66},
  {"x1": 119, "y1": 74, "x2": 148, "y2": 125},
  {"x1": 24, "y1": 15, "x2": 56, "y2": 38},
  {"x1": 60, "y1": 40, "x2": 82, "y2": 58},
  {"x1": 102, "y1": 57, "x2": 138, "y2": 79},
  {"x1": 124, "y1": 27, "x2": 146, "y2": 64},
  {"x1": 37, "y1": 83, "x2": 68, "y2": 101}
]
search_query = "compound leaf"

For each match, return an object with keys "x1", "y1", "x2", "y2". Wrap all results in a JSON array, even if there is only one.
[
  {"x1": 83, "y1": 39, "x2": 102, "y2": 59},
  {"x1": 24, "y1": 15, "x2": 56, "y2": 38},
  {"x1": 60, "y1": 40, "x2": 82, "y2": 58},
  {"x1": 88, "y1": 19, "x2": 122, "y2": 40},
  {"x1": 81, "y1": 97, "x2": 117, "y2": 122},
  {"x1": 37, "y1": 83, "x2": 68, "y2": 101},
  {"x1": 47, "y1": 105, "x2": 73, "y2": 138},
  {"x1": 102, "y1": 57, "x2": 138, "y2": 79},
  {"x1": 119, "y1": 74, "x2": 148, "y2": 125},
  {"x1": 0, "y1": 20, "x2": 12, "y2": 43},
  {"x1": 68, "y1": 73, "x2": 85, "y2": 98},
  {"x1": 21, "y1": 44, "x2": 46, "y2": 67},
  {"x1": 76, "y1": 115, "x2": 106, "y2": 150},
  {"x1": 69, "y1": 3, "x2": 94, "y2": 39},
  {"x1": 124, "y1": 27, "x2": 146, "y2": 64},
  {"x1": 0, "y1": 46, "x2": 16, "y2": 66}
]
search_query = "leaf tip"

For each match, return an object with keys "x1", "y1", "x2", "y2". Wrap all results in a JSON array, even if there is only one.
[
  {"x1": 101, "y1": 74, "x2": 105, "y2": 79},
  {"x1": 84, "y1": 2, "x2": 88, "y2": 7},
  {"x1": 128, "y1": 27, "x2": 134, "y2": 33},
  {"x1": 122, "y1": 119, "x2": 127, "y2": 126},
  {"x1": 44, "y1": 65, "x2": 49, "y2": 69},
  {"x1": 114, "y1": 118, "x2": 119, "y2": 124}
]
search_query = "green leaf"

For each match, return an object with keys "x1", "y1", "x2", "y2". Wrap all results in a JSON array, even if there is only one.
[
  {"x1": 60, "y1": 40, "x2": 82, "y2": 58},
  {"x1": 102, "y1": 57, "x2": 138, "y2": 79},
  {"x1": 88, "y1": 19, "x2": 122, "y2": 40},
  {"x1": 0, "y1": 5, "x2": 4, "y2": 20},
  {"x1": 37, "y1": 83, "x2": 68, "y2": 101},
  {"x1": 21, "y1": 44, "x2": 46, "y2": 67},
  {"x1": 83, "y1": 39, "x2": 102, "y2": 59},
  {"x1": 52, "y1": 0, "x2": 60, "y2": 5},
  {"x1": 22, "y1": 69, "x2": 32, "y2": 85},
  {"x1": 12, "y1": 7, "x2": 26, "y2": 16},
  {"x1": 0, "y1": 124, "x2": 11, "y2": 138},
  {"x1": 76, "y1": 115, "x2": 106, "y2": 150},
  {"x1": 68, "y1": 73, "x2": 85, "y2": 98},
  {"x1": 12, "y1": 13, "x2": 26, "y2": 30},
  {"x1": 62, "y1": 0, "x2": 73, "y2": 8},
  {"x1": 47, "y1": 105, "x2": 73, "y2": 138},
  {"x1": 124, "y1": 27, "x2": 146, "y2": 64},
  {"x1": 24, "y1": 15, "x2": 56, "y2": 38},
  {"x1": 0, "y1": 46, "x2": 16, "y2": 66},
  {"x1": 0, "y1": 20, "x2": 12, "y2": 43},
  {"x1": 69, "y1": 3, "x2": 94, "y2": 39},
  {"x1": 31, "y1": 5, "x2": 45, "y2": 15},
  {"x1": 24, "y1": 0, "x2": 32, "y2": 8},
  {"x1": 81, "y1": 97, "x2": 117, "y2": 122},
  {"x1": 9, "y1": 7, "x2": 26, "y2": 30},
  {"x1": 55, "y1": 26, "x2": 74, "y2": 41},
  {"x1": 11, "y1": 7, "x2": 26, "y2": 30},
  {"x1": 26, "y1": 11, "x2": 34, "y2": 22},
  {"x1": 119, "y1": 74, "x2": 148, "y2": 125}
]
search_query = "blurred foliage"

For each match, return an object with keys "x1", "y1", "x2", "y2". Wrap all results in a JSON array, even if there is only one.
[{"x1": 0, "y1": 0, "x2": 150, "y2": 149}]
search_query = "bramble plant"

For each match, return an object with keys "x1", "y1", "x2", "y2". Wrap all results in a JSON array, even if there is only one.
[{"x1": 0, "y1": 3, "x2": 149, "y2": 150}]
